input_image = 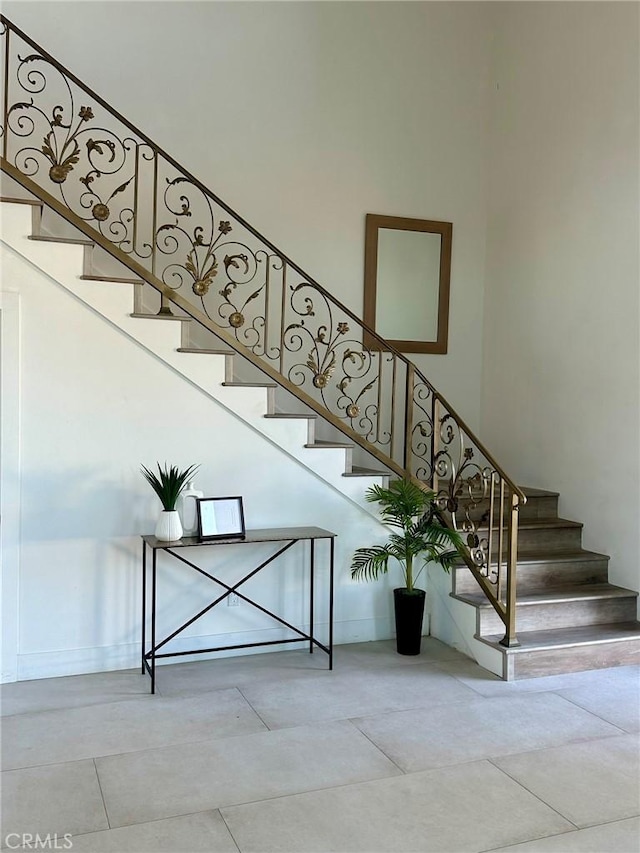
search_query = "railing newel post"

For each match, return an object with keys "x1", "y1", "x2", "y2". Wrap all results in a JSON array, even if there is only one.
[
  {"x1": 496, "y1": 478, "x2": 505, "y2": 599},
  {"x1": 389, "y1": 354, "x2": 397, "y2": 463},
  {"x1": 500, "y1": 492, "x2": 520, "y2": 648}
]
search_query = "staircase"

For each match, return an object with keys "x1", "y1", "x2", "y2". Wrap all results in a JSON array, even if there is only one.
[
  {"x1": 1, "y1": 15, "x2": 639, "y2": 680},
  {"x1": 450, "y1": 486, "x2": 639, "y2": 679}
]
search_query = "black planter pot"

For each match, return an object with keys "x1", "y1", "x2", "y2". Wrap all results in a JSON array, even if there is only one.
[{"x1": 393, "y1": 587, "x2": 426, "y2": 655}]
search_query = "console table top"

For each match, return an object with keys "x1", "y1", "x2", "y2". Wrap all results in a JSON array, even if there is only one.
[{"x1": 142, "y1": 526, "x2": 336, "y2": 549}]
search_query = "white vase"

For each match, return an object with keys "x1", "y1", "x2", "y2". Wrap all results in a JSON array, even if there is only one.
[
  {"x1": 155, "y1": 510, "x2": 183, "y2": 542},
  {"x1": 177, "y1": 480, "x2": 204, "y2": 536}
]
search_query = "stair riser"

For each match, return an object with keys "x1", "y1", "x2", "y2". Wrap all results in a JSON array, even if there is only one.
[
  {"x1": 509, "y1": 638, "x2": 640, "y2": 679},
  {"x1": 454, "y1": 559, "x2": 609, "y2": 595},
  {"x1": 460, "y1": 495, "x2": 558, "y2": 523},
  {"x1": 515, "y1": 525, "x2": 582, "y2": 551},
  {"x1": 479, "y1": 596, "x2": 638, "y2": 635}
]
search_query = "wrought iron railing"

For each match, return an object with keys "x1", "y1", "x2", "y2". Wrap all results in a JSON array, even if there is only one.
[{"x1": 0, "y1": 15, "x2": 525, "y2": 646}]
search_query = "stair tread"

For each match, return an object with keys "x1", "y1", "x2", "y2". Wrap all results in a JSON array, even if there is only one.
[
  {"x1": 177, "y1": 347, "x2": 234, "y2": 355},
  {"x1": 344, "y1": 466, "x2": 389, "y2": 477},
  {"x1": 264, "y1": 413, "x2": 318, "y2": 420},
  {"x1": 81, "y1": 274, "x2": 144, "y2": 285},
  {"x1": 223, "y1": 381, "x2": 277, "y2": 388},
  {"x1": 130, "y1": 312, "x2": 191, "y2": 322},
  {"x1": 478, "y1": 517, "x2": 583, "y2": 531},
  {"x1": 29, "y1": 234, "x2": 94, "y2": 247},
  {"x1": 454, "y1": 548, "x2": 610, "y2": 568},
  {"x1": 456, "y1": 583, "x2": 638, "y2": 608},
  {"x1": 443, "y1": 484, "x2": 559, "y2": 500},
  {"x1": 482, "y1": 621, "x2": 640, "y2": 652},
  {"x1": 518, "y1": 486, "x2": 561, "y2": 498},
  {"x1": 305, "y1": 441, "x2": 352, "y2": 449},
  {"x1": 460, "y1": 480, "x2": 560, "y2": 501},
  {"x1": 0, "y1": 196, "x2": 42, "y2": 206}
]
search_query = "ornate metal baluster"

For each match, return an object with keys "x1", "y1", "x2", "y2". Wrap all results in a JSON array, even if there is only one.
[
  {"x1": 404, "y1": 364, "x2": 415, "y2": 472},
  {"x1": 279, "y1": 262, "x2": 287, "y2": 374},
  {"x1": 2, "y1": 24, "x2": 8, "y2": 159},
  {"x1": 431, "y1": 396, "x2": 440, "y2": 494}
]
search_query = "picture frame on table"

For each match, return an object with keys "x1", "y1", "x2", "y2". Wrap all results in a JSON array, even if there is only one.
[{"x1": 196, "y1": 496, "x2": 246, "y2": 542}]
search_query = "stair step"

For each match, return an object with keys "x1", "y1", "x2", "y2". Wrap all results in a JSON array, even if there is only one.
[
  {"x1": 457, "y1": 485, "x2": 559, "y2": 521},
  {"x1": 81, "y1": 274, "x2": 144, "y2": 285},
  {"x1": 130, "y1": 313, "x2": 191, "y2": 322},
  {"x1": 264, "y1": 413, "x2": 318, "y2": 420},
  {"x1": 344, "y1": 466, "x2": 389, "y2": 478},
  {"x1": 457, "y1": 583, "x2": 638, "y2": 634},
  {"x1": 478, "y1": 517, "x2": 581, "y2": 532},
  {"x1": 444, "y1": 484, "x2": 558, "y2": 500},
  {"x1": 223, "y1": 381, "x2": 277, "y2": 388},
  {"x1": 453, "y1": 549, "x2": 610, "y2": 594},
  {"x1": 481, "y1": 622, "x2": 640, "y2": 679},
  {"x1": 177, "y1": 347, "x2": 234, "y2": 355},
  {"x1": 503, "y1": 517, "x2": 581, "y2": 531},
  {"x1": 0, "y1": 196, "x2": 42, "y2": 206},
  {"x1": 461, "y1": 583, "x2": 638, "y2": 608},
  {"x1": 476, "y1": 517, "x2": 583, "y2": 552},
  {"x1": 28, "y1": 234, "x2": 94, "y2": 247},
  {"x1": 519, "y1": 486, "x2": 560, "y2": 498},
  {"x1": 304, "y1": 441, "x2": 352, "y2": 450}
]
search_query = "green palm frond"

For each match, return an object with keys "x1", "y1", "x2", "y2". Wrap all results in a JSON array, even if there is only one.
[
  {"x1": 141, "y1": 462, "x2": 199, "y2": 511},
  {"x1": 350, "y1": 545, "x2": 392, "y2": 582},
  {"x1": 365, "y1": 479, "x2": 436, "y2": 529},
  {"x1": 353, "y1": 477, "x2": 464, "y2": 591}
]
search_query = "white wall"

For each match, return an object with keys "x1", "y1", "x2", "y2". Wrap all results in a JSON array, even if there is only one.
[
  {"x1": 482, "y1": 2, "x2": 640, "y2": 598},
  {"x1": 3, "y1": 0, "x2": 492, "y2": 428},
  {"x1": 1, "y1": 245, "x2": 397, "y2": 680}
]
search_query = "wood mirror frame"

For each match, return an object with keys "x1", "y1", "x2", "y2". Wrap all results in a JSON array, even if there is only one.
[{"x1": 363, "y1": 214, "x2": 453, "y2": 354}]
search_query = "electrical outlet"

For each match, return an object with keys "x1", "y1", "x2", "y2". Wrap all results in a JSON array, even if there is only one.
[{"x1": 227, "y1": 592, "x2": 240, "y2": 606}]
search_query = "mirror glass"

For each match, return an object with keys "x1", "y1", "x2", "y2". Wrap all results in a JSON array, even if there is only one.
[{"x1": 364, "y1": 214, "x2": 452, "y2": 354}]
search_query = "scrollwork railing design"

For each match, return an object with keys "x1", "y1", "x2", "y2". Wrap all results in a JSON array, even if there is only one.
[{"x1": 0, "y1": 16, "x2": 524, "y2": 646}]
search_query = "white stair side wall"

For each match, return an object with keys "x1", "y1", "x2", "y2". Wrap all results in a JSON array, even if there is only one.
[
  {"x1": 427, "y1": 564, "x2": 504, "y2": 678},
  {"x1": 1, "y1": 242, "x2": 403, "y2": 682}
]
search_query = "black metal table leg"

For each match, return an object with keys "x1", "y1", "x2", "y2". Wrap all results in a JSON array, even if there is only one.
[
  {"x1": 151, "y1": 549, "x2": 157, "y2": 695},
  {"x1": 309, "y1": 539, "x2": 315, "y2": 654},
  {"x1": 329, "y1": 536, "x2": 334, "y2": 670},
  {"x1": 141, "y1": 540, "x2": 146, "y2": 674}
]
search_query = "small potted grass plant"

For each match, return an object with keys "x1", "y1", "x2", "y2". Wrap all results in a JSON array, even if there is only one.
[
  {"x1": 141, "y1": 462, "x2": 199, "y2": 541},
  {"x1": 351, "y1": 478, "x2": 463, "y2": 655}
]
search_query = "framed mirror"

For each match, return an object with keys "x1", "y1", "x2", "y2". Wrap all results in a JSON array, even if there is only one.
[{"x1": 363, "y1": 214, "x2": 452, "y2": 354}]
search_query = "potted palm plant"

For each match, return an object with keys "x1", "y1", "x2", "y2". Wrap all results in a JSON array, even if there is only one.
[
  {"x1": 141, "y1": 462, "x2": 200, "y2": 541},
  {"x1": 351, "y1": 478, "x2": 463, "y2": 655}
]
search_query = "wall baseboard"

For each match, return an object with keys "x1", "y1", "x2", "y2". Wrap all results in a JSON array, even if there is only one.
[{"x1": 12, "y1": 617, "x2": 399, "y2": 682}]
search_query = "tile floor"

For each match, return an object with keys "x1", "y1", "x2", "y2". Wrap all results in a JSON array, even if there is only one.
[{"x1": 1, "y1": 640, "x2": 639, "y2": 853}]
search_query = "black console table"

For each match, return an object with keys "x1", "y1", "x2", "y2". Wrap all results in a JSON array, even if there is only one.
[{"x1": 141, "y1": 527, "x2": 335, "y2": 693}]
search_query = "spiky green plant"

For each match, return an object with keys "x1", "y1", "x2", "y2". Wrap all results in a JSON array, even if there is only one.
[
  {"x1": 350, "y1": 478, "x2": 463, "y2": 593},
  {"x1": 140, "y1": 462, "x2": 200, "y2": 511}
]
